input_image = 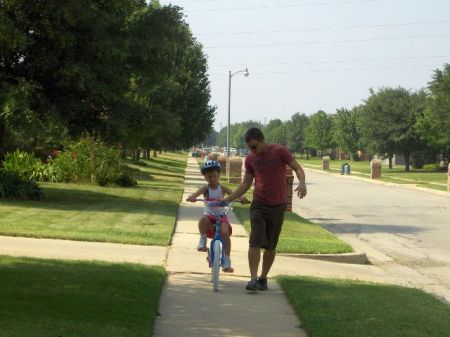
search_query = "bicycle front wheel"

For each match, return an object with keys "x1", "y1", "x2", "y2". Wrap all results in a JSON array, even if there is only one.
[{"x1": 212, "y1": 240, "x2": 221, "y2": 292}]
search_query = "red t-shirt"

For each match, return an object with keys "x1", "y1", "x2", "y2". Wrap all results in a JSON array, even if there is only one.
[{"x1": 245, "y1": 144, "x2": 293, "y2": 205}]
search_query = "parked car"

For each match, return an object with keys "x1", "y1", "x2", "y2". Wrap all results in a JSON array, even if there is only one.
[{"x1": 238, "y1": 148, "x2": 249, "y2": 157}]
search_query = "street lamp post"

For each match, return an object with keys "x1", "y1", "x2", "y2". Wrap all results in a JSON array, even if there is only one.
[{"x1": 227, "y1": 68, "x2": 249, "y2": 159}]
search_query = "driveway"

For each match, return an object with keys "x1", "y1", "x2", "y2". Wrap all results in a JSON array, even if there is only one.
[{"x1": 292, "y1": 169, "x2": 450, "y2": 303}]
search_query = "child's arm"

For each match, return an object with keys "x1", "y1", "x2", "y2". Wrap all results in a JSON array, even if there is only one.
[
  {"x1": 186, "y1": 186, "x2": 207, "y2": 202},
  {"x1": 222, "y1": 185, "x2": 249, "y2": 203}
]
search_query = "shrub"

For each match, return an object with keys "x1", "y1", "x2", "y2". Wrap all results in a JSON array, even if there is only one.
[
  {"x1": 423, "y1": 163, "x2": 440, "y2": 171},
  {"x1": 0, "y1": 171, "x2": 43, "y2": 200},
  {"x1": 3, "y1": 149, "x2": 41, "y2": 179},
  {"x1": 3, "y1": 149, "x2": 60, "y2": 182},
  {"x1": 114, "y1": 173, "x2": 138, "y2": 187},
  {"x1": 52, "y1": 137, "x2": 134, "y2": 186},
  {"x1": 30, "y1": 161, "x2": 59, "y2": 182}
]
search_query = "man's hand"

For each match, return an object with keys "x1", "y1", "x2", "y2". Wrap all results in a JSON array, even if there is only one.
[
  {"x1": 295, "y1": 182, "x2": 307, "y2": 199},
  {"x1": 240, "y1": 196, "x2": 250, "y2": 204}
]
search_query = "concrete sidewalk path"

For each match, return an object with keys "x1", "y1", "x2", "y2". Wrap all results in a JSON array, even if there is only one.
[
  {"x1": 154, "y1": 157, "x2": 308, "y2": 337},
  {"x1": 0, "y1": 235, "x2": 167, "y2": 266}
]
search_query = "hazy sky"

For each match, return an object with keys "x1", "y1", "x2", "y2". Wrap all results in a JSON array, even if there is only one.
[{"x1": 159, "y1": 0, "x2": 450, "y2": 131}]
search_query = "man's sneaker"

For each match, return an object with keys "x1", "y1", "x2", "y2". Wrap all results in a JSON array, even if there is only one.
[
  {"x1": 197, "y1": 236, "x2": 207, "y2": 252},
  {"x1": 246, "y1": 279, "x2": 258, "y2": 292},
  {"x1": 256, "y1": 277, "x2": 268, "y2": 291}
]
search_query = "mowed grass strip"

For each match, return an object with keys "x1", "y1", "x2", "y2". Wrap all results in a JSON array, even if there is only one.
[
  {"x1": 0, "y1": 256, "x2": 165, "y2": 337},
  {"x1": 0, "y1": 151, "x2": 187, "y2": 245},
  {"x1": 234, "y1": 204, "x2": 352, "y2": 254},
  {"x1": 277, "y1": 276, "x2": 450, "y2": 337}
]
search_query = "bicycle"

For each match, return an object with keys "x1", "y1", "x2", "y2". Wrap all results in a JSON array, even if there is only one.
[{"x1": 194, "y1": 198, "x2": 236, "y2": 292}]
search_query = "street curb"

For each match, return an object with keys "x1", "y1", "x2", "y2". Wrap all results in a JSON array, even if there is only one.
[{"x1": 280, "y1": 251, "x2": 370, "y2": 265}]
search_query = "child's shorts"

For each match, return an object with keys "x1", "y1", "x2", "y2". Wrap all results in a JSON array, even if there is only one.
[{"x1": 206, "y1": 214, "x2": 232, "y2": 239}]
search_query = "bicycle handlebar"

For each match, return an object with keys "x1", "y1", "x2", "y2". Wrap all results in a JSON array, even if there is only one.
[{"x1": 191, "y1": 198, "x2": 238, "y2": 217}]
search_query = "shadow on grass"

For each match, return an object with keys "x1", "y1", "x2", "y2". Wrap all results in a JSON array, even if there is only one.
[{"x1": 130, "y1": 157, "x2": 187, "y2": 171}]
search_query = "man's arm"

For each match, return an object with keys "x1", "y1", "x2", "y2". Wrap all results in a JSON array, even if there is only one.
[
  {"x1": 289, "y1": 159, "x2": 307, "y2": 199},
  {"x1": 224, "y1": 173, "x2": 254, "y2": 202}
]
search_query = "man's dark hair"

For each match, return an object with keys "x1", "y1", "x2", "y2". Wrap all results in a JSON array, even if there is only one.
[{"x1": 245, "y1": 128, "x2": 265, "y2": 142}]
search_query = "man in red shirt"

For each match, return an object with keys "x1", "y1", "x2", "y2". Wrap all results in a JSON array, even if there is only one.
[{"x1": 225, "y1": 128, "x2": 307, "y2": 291}]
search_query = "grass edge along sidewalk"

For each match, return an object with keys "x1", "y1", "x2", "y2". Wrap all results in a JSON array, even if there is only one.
[
  {"x1": 0, "y1": 255, "x2": 165, "y2": 337},
  {"x1": 277, "y1": 275, "x2": 450, "y2": 337}
]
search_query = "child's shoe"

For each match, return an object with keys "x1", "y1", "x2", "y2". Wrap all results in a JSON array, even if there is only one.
[
  {"x1": 197, "y1": 236, "x2": 207, "y2": 252},
  {"x1": 222, "y1": 256, "x2": 234, "y2": 273}
]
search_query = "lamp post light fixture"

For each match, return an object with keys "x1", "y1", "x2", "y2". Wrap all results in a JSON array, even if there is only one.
[{"x1": 227, "y1": 68, "x2": 249, "y2": 159}]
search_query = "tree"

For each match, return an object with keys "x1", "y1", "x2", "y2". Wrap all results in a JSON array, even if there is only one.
[
  {"x1": 416, "y1": 64, "x2": 450, "y2": 161},
  {"x1": 1, "y1": 1, "x2": 215, "y2": 155},
  {"x1": 286, "y1": 112, "x2": 309, "y2": 156},
  {"x1": 358, "y1": 87, "x2": 422, "y2": 171},
  {"x1": 264, "y1": 119, "x2": 287, "y2": 145},
  {"x1": 305, "y1": 110, "x2": 333, "y2": 155},
  {"x1": 0, "y1": 0, "x2": 144, "y2": 151},
  {"x1": 332, "y1": 107, "x2": 362, "y2": 160}
]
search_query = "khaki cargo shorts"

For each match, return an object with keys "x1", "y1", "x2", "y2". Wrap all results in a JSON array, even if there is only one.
[{"x1": 249, "y1": 200, "x2": 286, "y2": 250}]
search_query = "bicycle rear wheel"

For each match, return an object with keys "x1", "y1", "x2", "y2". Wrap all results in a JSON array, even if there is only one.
[{"x1": 212, "y1": 240, "x2": 221, "y2": 292}]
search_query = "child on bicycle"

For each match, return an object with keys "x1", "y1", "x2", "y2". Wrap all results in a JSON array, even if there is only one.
[{"x1": 187, "y1": 159, "x2": 246, "y2": 273}]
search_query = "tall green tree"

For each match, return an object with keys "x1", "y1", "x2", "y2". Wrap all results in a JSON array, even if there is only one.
[
  {"x1": 0, "y1": 0, "x2": 144, "y2": 151},
  {"x1": 305, "y1": 110, "x2": 333, "y2": 155},
  {"x1": 332, "y1": 107, "x2": 362, "y2": 160},
  {"x1": 264, "y1": 119, "x2": 287, "y2": 145},
  {"x1": 359, "y1": 87, "x2": 422, "y2": 171},
  {"x1": 286, "y1": 112, "x2": 309, "y2": 156},
  {"x1": 1, "y1": 1, "x2": 215, "y2": 156},
  {"x1": 416, "y1": 64, "x2": 450, "y2": 161}
]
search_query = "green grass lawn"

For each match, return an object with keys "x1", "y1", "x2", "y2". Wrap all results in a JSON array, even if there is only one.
[
  {"x1": 0, "y1": 151, "x2": 187, "y2": 245},
  {"x1": 0, "y1": 255, "x2": 165, "y2": 337},
  {"x1": 277, "y1": 276, "x2": 450, "y2": 337},
  {"x1": 299, "y1": 158, "x2": 448, "y2": 191}
]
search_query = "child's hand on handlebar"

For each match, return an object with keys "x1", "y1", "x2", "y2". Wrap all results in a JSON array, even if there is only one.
[{"x1": 186, "y1": 195, "x2": 197, "y2": 202}]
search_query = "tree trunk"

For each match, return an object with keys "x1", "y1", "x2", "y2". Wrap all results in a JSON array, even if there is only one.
[
  {"x1": 404, "y1": 152, "x2": 410, "y2": 172},
  {"x1": 153, "y1": 149, "x2": 157, "y2": 158},
  {"x1": 121, "y1": 147, "x2": 127, "y2": 159},
  {"x1": 388, "y1": 154, "x2": 393, "y2": 169},
  {"x1": 134, "y1": 149, "x2": 140, "y2": 161},
  {"x1": 0, "y1": 121, "x2": 5, "y2": 158},
  {"x1": 143, "y1": 149, "x2": 148, "y2": 159}
]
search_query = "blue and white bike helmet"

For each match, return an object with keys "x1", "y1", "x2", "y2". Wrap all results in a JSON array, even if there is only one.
[{"x1": 201, "y1": 160, "x2": 222, "y2": 174}]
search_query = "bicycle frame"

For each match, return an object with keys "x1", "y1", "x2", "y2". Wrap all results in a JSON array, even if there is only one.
[
  {"x1": 203, "y1": 200, "x2": 235, "y2": 266},
  {"x1": 196, "y1": 199, "x2": 235, "y2": 291}
]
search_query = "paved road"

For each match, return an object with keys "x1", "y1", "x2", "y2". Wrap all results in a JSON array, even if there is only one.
[{"x1": 292, "y1": 169, "x2": 450, "y2": 302}]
